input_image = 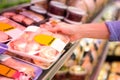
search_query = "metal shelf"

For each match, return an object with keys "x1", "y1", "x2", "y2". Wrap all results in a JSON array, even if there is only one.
[
  {"x1": 89, "y1": 42, "x2": 108, "y2": 80},
  {"x1": 0, "y1": 0, "x2": 111, "y2": 80},
  {"x1": 37, "y1": 41, "x2": 79, "y2": 80},
  {"x1": 0, "y1": 1, "x2": 79, "y2": 79}
]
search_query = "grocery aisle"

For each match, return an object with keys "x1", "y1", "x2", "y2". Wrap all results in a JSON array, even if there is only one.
[{"x1": 1, "y1": 0, "x2": 120, "y2": 80}]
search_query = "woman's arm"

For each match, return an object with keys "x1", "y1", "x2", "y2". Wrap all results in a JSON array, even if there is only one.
[
  {"x1": 105, "y1": 21, "x2": 120, "y2": 41},
  {"x1": 79, "y1": 22, "x2": 110, "y2": 40},
  {"x1": 48, "y1": 21, "x2": 120, "y2": 41}
]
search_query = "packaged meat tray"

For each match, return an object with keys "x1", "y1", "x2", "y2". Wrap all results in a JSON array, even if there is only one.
[
  {"x1": 5, "y1": 25, "x2": 70, "y2": 69},
  {"x1": 2, "y1": 8, "x2": 46, "y2": 26},
  {"x1": 0, "y1": 16, "x2": 25, "y2": 43},
  {"x1": 0, "y1": 43, "x2": 43, "y2": 80},
  {"x1": 20, "y1": 10, "x2": 45, "y2": 24}
]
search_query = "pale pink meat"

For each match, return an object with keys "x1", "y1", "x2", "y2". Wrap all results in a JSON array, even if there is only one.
[
  {"x1": 38, "y1": 46, "x2": 58, "y2": 60},
  {"x1": 25, "y1": 41, "x2": 41, "y2": 54},
  {"x1": 0, "y1": 17, "x2": 25, "y2": 30},
  {"x1": 0, "y1": 31, "x2": 9, "y2": 42},
  {"x1": 0, "y1": 76, "x2": 13, "y2": 80},
  {"x1": 2, "y1": 12, "x2": 16, "y2": 18},
  {"x1": 22, "y1": 18, "x2": 34, "y2": 26},
  {"x1": 1, "y1": 57, "x2": 35, "y2": 77},
  {"x1": 9, "y1": 32, "x2": 41, "y2": 53},
  {"x1": 12, "y1": 14, "x2": 25, "y2": 23},
  {"x1": 9, "y1": 38, "x2": 27, "y2": 52}
]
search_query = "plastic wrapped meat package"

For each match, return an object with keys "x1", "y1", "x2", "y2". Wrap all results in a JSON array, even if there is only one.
[
  {"x1": 0, "y1": 16, "x2": 25, "y2": 43},
  {"x1": 0, "y1": 52, "x2": 42, "y2": 80},
  {"x1": 0, "y1": 31, "x2": 11, "y2": 43},
  {"x1": 6, "y1": 24, "x2": 70, "y2": 69},
  {"x1": 0, "y1": 43, "x2": 42, "y2": 80},
  {"x1": 0, "y1": 16, "x2": 25, "y2": 30},
  {"x1": 2, "y1": 8, "x2": 45, "y2": 26}
]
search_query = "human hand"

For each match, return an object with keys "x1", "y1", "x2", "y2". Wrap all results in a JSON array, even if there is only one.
[{"x1": 46, "y1": 22, "x2": 83, "y2": 41}]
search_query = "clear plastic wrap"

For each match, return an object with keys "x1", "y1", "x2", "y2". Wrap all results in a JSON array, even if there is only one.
[
  {"x1": 5, "y1": 25, "x2": 69, "y2": 69},
  {"x1": 0, "y1": 16, "x2": 25, "y2": 43}
]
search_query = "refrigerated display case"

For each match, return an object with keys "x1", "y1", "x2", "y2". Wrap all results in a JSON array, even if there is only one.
[{"x1": 0, "y1": 0, "x2": 114, "y2": 80}]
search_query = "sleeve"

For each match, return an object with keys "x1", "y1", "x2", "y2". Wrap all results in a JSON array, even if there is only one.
[{"x1": 105, "y1": 21, "x2": 120, "y2": 41}]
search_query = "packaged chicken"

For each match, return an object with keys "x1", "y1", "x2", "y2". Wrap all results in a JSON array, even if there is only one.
[
  {"x1": 0, "y1": 16, "x2": 25, "y2": 43},
  {"x1": 0, "y1": 63, "x2": 21, "y2": 80},
  {"x1": 0, "y1": 31, "x2": 11, "y2": 43},
  {"x1": 0, "y1": 76, "x2": 13, "y2": 80},
  {"x1": 0, "y1": 53, "x2": 43, "y2": 80},
  {"x1": 0, "y1": 16, "x2": 25, "y2": 30},
  {"x1": 6, "y1": 25, "x2": 69, "y2": 69}
]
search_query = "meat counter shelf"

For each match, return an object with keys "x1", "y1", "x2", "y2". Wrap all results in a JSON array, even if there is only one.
[
  {"x1": 37, "y1": 41, "x2": 79, "y2": 80},
  {"x1": 0, "y1": 1, "x2": 110, "y2": 80}
]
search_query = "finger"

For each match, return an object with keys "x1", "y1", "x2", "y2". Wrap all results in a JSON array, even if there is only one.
[{"x1": 48, "y1": 27, "x2": 60, "y2": 33}]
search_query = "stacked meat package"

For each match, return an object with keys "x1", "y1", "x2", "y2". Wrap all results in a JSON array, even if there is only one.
[
  {"x1": 0, "y1": 3, "x2": 70, "y2": 79},
  {"x1": 7, "y1": 24, "x2": 69, "y2": 69},
  {"x1": 0, "y1": 0, "x2": 110, "y2": 80}
]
